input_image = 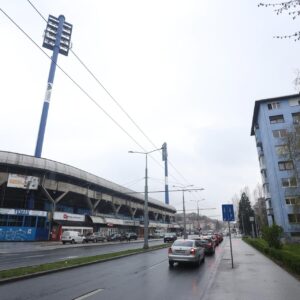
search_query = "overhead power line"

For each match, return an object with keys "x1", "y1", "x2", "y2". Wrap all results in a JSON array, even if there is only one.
[
  {"x1": 25, "y1": 0, "x2": 196, "y2": 188},
  {"x1": 0, "y1": 7, "x2": 147, "y2": 154}
]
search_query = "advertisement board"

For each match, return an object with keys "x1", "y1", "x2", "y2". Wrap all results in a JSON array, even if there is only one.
[
  {"x1": 7, "y1": 174, "x2": 39, "y2": 190},
  {"x1": 0, "y1": 208, "x2": 47, "y2": 217},
  {"x1": 53, "y1": 212, "x2": 85, "y2": 222}
]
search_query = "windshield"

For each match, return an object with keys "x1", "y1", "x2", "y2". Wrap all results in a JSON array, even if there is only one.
[{"x1": 173, "y1": 240, "x2": 193, "y2": 247}]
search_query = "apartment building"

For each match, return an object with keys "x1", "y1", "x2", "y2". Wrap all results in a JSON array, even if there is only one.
[{"x1": 251, "y1": 94, "x2": 300, "y2": 239}]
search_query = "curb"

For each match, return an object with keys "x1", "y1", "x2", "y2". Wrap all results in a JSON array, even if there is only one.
[{"x1": 0, "y1": 244, "x2": 169, "y2": 285}]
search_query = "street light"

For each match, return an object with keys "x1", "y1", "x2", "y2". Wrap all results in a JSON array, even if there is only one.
[
  {"x1": 190, "y1": 199, "x2": 205, "y2": 232},
  {"x1": 128, "y1": 147, "x2": 163, "y2": 249},
  {"x1": 173, "y1": 185, "x2": 204, "y2": 239}
]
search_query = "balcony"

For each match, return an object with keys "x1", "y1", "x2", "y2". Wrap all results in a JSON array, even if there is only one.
[{"x1": 257, "y1": 148, "x2": 264, "y2": 157}]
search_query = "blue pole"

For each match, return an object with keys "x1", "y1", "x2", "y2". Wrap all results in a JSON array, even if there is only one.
[
  {"x1": 34, "y1": 15, "x2": 65, "y2": 158},
  {"x1": 162, "y1": 143, "x2": 169, "y2": 205}
]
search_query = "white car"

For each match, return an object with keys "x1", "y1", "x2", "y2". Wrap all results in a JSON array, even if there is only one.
[
  {"x1": 168, "y1": 239, "x2": 205, "y2": 267},
  {"x1": 62, "y1": 231, "x2": 85, "y2": 244}
]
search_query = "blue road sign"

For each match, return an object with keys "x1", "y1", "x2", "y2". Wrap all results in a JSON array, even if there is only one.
[{"x1": 222, "y1": 204, "x2": 235, "y2": 222}]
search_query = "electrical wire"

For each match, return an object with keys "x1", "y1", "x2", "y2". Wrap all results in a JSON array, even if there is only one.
[
  {"x1": 24, "y1": 0, "x2": 197, "y2": 189},
  {"x1": 0, "y1": 7, "x2": 147, "y2": 154}
]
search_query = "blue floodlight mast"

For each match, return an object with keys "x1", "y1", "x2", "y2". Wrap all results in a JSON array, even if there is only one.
[
  {"x1": 162, "y1": 142, "x2": 169, "y2": 205},
  {"x1": 34, "y1": 15, "x2": 72, "y2": 158}
]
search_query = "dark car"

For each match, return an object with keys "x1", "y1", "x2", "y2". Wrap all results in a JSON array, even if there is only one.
[
  {"x1": 164, "y1": 233, "x2": 177, "y2": 243},
  {"x1": 199, "y1": 238, "x2": 215, "y2": 255},
  {"x1": 125, "y1": 232, "x2": 138, "y2": 241},
  {"x1": 107, "y1": 233, "x2": 125, "y2": 242},
  {"x1": 84, "y1": 232, "x2": 106, "y2": 243}
]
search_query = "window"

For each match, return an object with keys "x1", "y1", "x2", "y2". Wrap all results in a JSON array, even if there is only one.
[
  {"x1": 281, "y1": 177, "x2": 297, "y2": 187},
  {"x1": 269, "y1": 115, "x2": 284, "y2": 124},
  {"x1": 289, "y1": 98, "x2": 300, "y2": 106},
  {"x1": 278, "y1": 161, "x2": 294, "y2": 171},
  {"x1": 37, "y1": 217, "x2": 46, "y2": 228},
  {"x1": 292, "y1": 112, "x2": 300, "y2": 124},
  {"x1": 7, "y1": 215, "x2": 23, "y2": 227},
  {"x1": 263, "y1": 183, "x2": 270, "y2": 194},
  {"x1": 275, "y1": 145, "x2": 289, "y2": 155},
  {"x1": 272, "y1": 129, "x2": 287, "y2": 138},
  {"x1": 24, "y1": 216, "x2": 37, "y2": 227},
  {"x1": 288, "y1": 214, "x2": 300, "y2": 223},
  {"x1": 261, "y1": 169, "x2": 267, "y2": 178},
  {"x1": 285, "y1": 197, "x2": 300, "y2": 205},
  {"x1": 268, "y1": 102, "x2": 280, "y2": 110},
  {"x1": 0, "y1": 214, "x2": 8, "y2": 226}
]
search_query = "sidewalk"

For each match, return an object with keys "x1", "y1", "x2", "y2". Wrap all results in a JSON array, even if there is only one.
[{"x1": 204, "y1": 237, "x2": 300, "y2": 300}]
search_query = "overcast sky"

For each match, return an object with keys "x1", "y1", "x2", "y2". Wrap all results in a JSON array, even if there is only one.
[{"x1": 1, "y1": 0, "x2": 299, "y2": 219}]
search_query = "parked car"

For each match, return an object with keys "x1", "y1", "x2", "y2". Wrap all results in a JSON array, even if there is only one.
[
  {"x1": 125, "y1": 232, "x2": 138, "y2": 241},
  {"x1": 164, "y1": 232, "x2": 177, "y2": 243},
  {"x1": 200, "y1": 236, "x2": 216, "y2": 254},
  {"x1": 197, "y1": 238, "x2": 215, "y2": 255},
  {"x1": 62, "y1": 230, "x2": 85, "y2": 244},
  {"x1": 168, "y1": 239, "x2": 205, "y2": 267},
  {"x1": 84, "y1": 232, "x2": 106, "y2": 243},
  {"x1": 107, "y1": 233, "x2": 125, "y2": 242}
]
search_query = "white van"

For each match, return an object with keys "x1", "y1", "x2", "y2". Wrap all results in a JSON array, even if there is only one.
[{"x1": 62, "y1": 230, "x2": 85, "y2": 244}]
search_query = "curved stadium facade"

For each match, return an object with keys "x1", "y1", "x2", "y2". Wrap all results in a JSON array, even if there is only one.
[{"x1": 0, "y1": 151, "x2": 177, "y2": 241}]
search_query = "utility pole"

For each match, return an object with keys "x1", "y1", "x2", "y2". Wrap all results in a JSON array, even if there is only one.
[
  {"x1": 162, "y1": 142, "x2": 169, "y2": 205},
  {"x1": 129, "y1": 147, "x2": 163, "y2": 249},
  {"x1": 173, "y1": 185, "x2": 205, "y2": 239},
  {"x1": 35, "y1": 15, "x2": 72, "y2": 158}
]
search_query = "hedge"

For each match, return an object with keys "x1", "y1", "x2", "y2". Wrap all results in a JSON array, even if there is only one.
[{"x1": 243, "y1": 238, "x2": 300, "y2": 276}]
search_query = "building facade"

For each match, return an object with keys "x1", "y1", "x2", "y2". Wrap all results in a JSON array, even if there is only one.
[
  {"x1": 251, "y1": 94, "x2": 300, "y2": 239},
  {"x1": 0, "y1": 151, "x2": 177, "y2": 241}
]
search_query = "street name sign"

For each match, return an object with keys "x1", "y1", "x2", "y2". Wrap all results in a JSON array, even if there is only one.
[{"x1": 222, "y1": 204, "x2": 235, "y2": 222}]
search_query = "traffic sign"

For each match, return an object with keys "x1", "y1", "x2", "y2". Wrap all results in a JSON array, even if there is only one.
[{"x1": 222, "y1": 204, "x2": 235, "y2": 222}]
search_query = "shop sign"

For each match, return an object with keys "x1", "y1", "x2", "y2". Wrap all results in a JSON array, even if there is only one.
[
  {"x1": 0, "y1": 208, "x2": 47, "y2": 217},
  {"x1": 53, "y1": 212, "x2": 85, "y2": 222}
]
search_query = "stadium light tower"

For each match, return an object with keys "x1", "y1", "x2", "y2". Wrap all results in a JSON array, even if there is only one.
[{"x1": 34, "y1": 15, "x2": 72, "y2": 158}]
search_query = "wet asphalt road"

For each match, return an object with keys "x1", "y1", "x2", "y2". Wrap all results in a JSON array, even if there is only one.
[
  {"x1": 0, "y1": 240, "x2": 226, "y2": 300},
  {"x1": 0, "y1": 240, "x2": 164, "y2": 271}
]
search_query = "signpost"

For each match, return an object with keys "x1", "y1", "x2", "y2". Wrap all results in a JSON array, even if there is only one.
[{"x1": 222, "y1": 204, "x2": 235, "y2": 268}]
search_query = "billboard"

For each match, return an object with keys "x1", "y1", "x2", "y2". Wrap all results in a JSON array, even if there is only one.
[{"x1": 7, "y1": 174, "x2": 39, "y2": 190}]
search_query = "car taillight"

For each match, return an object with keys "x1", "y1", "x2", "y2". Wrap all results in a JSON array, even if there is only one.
[
  {"x1": 190, "y1": 248, "x2": 196, "y2": 255},
  {"x1": 168, "y1": 247, "x2": 172, "y2": 254},
  {"x1": 208, "y1": 243, "x2": 212, "y2": 247}
]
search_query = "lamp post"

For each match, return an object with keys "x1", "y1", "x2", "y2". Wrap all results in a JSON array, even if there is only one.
[
  {"x1": 128, "y1": 147, "x2": 163, "y2": 249},
  {"x1": 190, "y1": 199, "x2": 205, "y2": 233},
  {"x1": 173, "y1": 185, "x2": 204, "y2": 239}
]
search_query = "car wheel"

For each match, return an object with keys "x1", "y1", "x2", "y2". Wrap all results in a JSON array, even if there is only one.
[
  {"x1": 62, "y1": 241, "x2": 66, "y2": 245},
  {"x1": 71, "y1": 239, "x2": 75, "y2": 244},
  {"x1": 195, "y1": 257, "x2": 201, "y2": 267},
  {"x1": 169, "y1": 261, "x2": 174, "y2": 267},
  {"x1": 202, "y1": 255, "x2": 205, "y2": 263}
]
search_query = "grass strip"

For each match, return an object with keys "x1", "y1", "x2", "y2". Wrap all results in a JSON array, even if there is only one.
[
  {"x1": 243, "y1": 237, "x2": 300, "y2": 277},
  {"x1": 0, "y1": 243, "x2": 169, "y2": 280}
]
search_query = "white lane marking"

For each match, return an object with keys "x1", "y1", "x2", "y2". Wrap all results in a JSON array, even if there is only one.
[
  {"x1": 59, "y1": 256, "x2": 78, "y2": 260},
  {"x1": 23, "y1": 255, "x2": 45, "y2": 259},
  {"x1": 73, "y1": 289, "x2": 104, "y2": 300}
]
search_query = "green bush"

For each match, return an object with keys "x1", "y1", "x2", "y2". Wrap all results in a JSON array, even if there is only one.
[
  {"x1": 243, "y1": 237, "x2": 300, "y2": 276},
  {"x1": 262, "y1": 224, "x2": 283, "y2": 249}
]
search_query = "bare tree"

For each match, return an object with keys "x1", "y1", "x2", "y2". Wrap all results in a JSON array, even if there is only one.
[
  {"x1": 253, "y1": 183, "x2": 268, "y2": 233},
  {"x1": 259, "y1": 1, "x2": 300, "y2": 41}
]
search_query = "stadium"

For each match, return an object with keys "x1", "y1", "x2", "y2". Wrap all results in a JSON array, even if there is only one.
[{"x1": 0, "y1": 150, "x2": 177, "y2": 241}]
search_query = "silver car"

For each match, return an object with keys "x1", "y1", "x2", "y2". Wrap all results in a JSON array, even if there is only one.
[{"x1": 168, "y1": 239, "x2": 205, "y2": 267}]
